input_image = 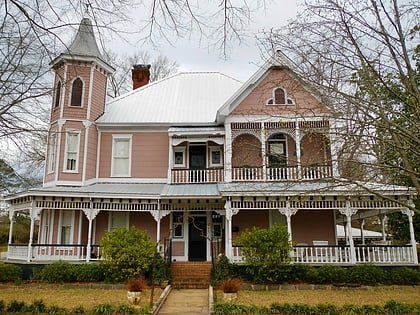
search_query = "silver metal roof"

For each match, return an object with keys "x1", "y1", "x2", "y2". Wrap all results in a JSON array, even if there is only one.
[
  {"x1": 218, "y1": 181, "x2": 414, "y2": 196},
  {"x1": 33, "y1": 183, "x2": 165, "y2": 198},
  {"x1": 97, "y1": 72, "x2": 242, "y2": 125},
  {"x1": 161, "y1": 184, "x2": 220, "y2": 198}
]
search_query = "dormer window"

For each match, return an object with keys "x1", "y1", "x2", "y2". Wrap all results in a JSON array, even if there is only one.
[
  {"x1": 267, "y1": 87, "x2": 294, "y2": 105},
  {"x1": 54, "y1": 81, "x2": 61, "y2": 108},
  {"x1": 70, "y1": 77, "x2": 83, "y2": 107}
]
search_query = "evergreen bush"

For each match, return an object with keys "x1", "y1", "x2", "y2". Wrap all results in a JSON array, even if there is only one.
[
  {"x1": 348, "y1": 264, "x2": 386, "y2": 285},
  {"x1": 388, "y1": 267, "x2": 420, "y2": 285},
  {"x1": 315, "y1": 264, "x2": 348, "y2": 284},
  {"x1": 74, "y1": 263, "x2": 106, "y2": 282},
  {"x1": 0, "y1": 262, "x2": 21, "y2": 282},
  {"x1": 39, "y1": 260, "x2": 76, "y2": 283},
  {"x1": 100, "y1": 226, "x2": 157, "y2": 282}
]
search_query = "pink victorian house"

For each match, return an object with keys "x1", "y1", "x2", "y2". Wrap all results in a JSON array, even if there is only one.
[{"x1": 4, "y1": 18, "x2": 418, "y2": 266}]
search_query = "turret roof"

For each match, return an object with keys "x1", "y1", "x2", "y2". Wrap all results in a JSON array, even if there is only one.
[{"x1": 66, "y1": 17, "x2": 103, "y2": 59}]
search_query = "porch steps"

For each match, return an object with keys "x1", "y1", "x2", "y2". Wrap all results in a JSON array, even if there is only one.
[{"x1": 170, "y1": 262, "x2": 212, "y2": 289}]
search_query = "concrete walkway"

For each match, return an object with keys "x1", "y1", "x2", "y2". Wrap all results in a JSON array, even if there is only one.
[{"x1": 157, "y1": 289, "x2": 209, "y2": 315}]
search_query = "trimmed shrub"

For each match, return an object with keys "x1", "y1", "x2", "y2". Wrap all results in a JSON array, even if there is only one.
[
  {"x1": 39, "y1": 261, "x2": 76, "y2": 283},
  {"x1": 388, "y1": 267, "x2": 420, "y2": 285},
  {"x1": 315, "y1": 265, "x2": 348, "y2": 284},
  {"x1": 0, "y1": 262, "x2": 22, "y2": 282},
  {"x1": 74, "y1": 263, "x2": 106, "y2": 282},
  {"x1": 348, "y1": 264, "x2": 386, "y2": 285}
]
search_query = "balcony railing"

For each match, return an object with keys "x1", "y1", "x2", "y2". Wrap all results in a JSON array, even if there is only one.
[
  {"x1": 232, "y1": 244, "x2": 416, "y2": 264},
  {"x1": 170, "y1": 165, "x2": 333, "y2": 183},
  {"x1": 171, "y1": 168, "x2": 224, "y2": 183},
  {"x1": 232, "y1": 165, "x2": 333, "y2": 182}
]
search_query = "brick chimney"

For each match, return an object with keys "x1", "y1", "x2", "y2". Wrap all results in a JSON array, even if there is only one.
[{"x1": 132, "y1": 64, "x2": 151, "y2": 90}]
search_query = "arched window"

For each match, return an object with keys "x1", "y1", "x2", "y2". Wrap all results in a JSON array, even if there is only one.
[
  {"x1": 70, "y1": 78, "x2": 83, "y2": 107},
  {"x1": 54, "y1": 81, "x2": 61, "y2": 108},
  {"x1": 274, "y1": 88, "x2": 286, "y2": 104},
  {"x1": 266, "y1": 87, "x2": 294, "y2": 105}
]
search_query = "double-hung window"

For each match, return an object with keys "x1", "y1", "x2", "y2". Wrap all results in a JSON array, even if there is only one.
[
  {"x1": 64, "y1": 131, "x2": 80, "y2": 172},
  {"x1": 60, "y1": 210, "x2": 73, "y2": 245},
  {"x1": 109, "y1": 212, "x2": 128, "y2": 231},
  {"x1": 111, "y1": 135, "x2": 132, "y2": 177},
  {"x1": 48, "y1": 132, "x2": 57, "y2": 173}
]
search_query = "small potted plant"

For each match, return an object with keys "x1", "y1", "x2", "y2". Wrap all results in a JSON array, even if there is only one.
[
  {"x1": 220, "y1": 278, "x2": 241, "y2": 302},
  {"x1": 126, "y1": 277, "x2": 147, "y2": 305}
]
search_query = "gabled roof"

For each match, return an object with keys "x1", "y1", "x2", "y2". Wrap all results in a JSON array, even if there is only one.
[
  {"x1": 96, "y1": 72, "x2": 242, "y2": 126},
  {"x1": 216, "y1": 52, "x2": 324, "y2": 123}
]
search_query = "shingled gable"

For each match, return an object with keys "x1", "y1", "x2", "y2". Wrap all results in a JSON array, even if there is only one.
[{"x1": 216, "y1": 52, "x2": 328, "y2": 123}]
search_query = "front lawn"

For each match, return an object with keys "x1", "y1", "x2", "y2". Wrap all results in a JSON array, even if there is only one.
[
  {"x1": 0, "y1": 283, "x2": 162, "y2": 311},
  {"x1": 215, "y1": 285, "x2": 420, "y2": 305}
]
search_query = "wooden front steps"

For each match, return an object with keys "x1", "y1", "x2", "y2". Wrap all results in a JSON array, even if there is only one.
[{"x1": 170, "y1": 262, "x2": 212, "y2": 289}]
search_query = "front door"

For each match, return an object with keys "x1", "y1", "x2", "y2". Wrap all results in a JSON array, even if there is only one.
[
  {"x1": 189, "y1": 145, "x2": 206, "y2": 182},
  {"x1": 188, "y1": 216, "x2": 207, "y2": 261}
]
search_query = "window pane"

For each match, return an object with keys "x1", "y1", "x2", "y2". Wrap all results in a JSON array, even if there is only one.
[
  {"x1": 274, "y1": 88, "x2": 285, "y2": 104},
  {"x1": 67, "y1": 133, "x2": 79, "y2": 151},
  {"x1": 54, "y1": 82, "x2": 61, "y2": 108},
  {"x1": 70, "y1": 78, "x2": 83, "y2": 106},
  {"x1": 110, "y1": 212, "x2": 126, "y2": 230},
  {"x1": 115, "y1": 140, "x2": 129, "y2": 157},
  {"x1": 174, "y1": 151, "x2": 184, "y2": 165}
]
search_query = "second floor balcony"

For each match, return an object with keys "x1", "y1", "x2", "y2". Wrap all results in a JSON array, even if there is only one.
[{"x1": 171, "y1": 164, "x2": 333, "y2": 184}]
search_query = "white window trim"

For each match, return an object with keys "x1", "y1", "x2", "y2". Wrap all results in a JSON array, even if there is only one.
[
  {"x1": 111, "y1": 134, "x2": 132, "y2": 177},
  {"x1": 47, "y1": 132, "x2": 57, "y2": 174},
  {"x1": 171, "y1": 212, "x2": 184, "y2": 238},
  {"x1": 173, "y1": 147, "x2": 186, "y2": 168},
  {"x1": 266, "y1": 87, "x2": 294, "y2": 105},
  {"x1": 53, "y1": 80, "x2": 62, "y2": 109},
  {"x1": 63, "y1": 130, "x2": 81, "y2": 173},
  {"x1": 58, "y1": 210, "x2": 74, "y2": 245},
  {"x1": 209, "y1": 146, "x2": 223, "y2": 167},
  {"x1": 68, "y1": 76, "x2": 85, "y2": 108},
  {"x1": 108, "y1": 211, "x2": 129, "y2": 231}
]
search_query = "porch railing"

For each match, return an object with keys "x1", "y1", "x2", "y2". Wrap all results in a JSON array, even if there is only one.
[
  {"x1": 171, "y1": 168, "x2": 224, "y2": 183},
  {"x1": 232, "y1": 244, "x2": 416, "y2": 264},
  {"x1": 7, "y1": 244, "x2": 102, "y2": 261},
  {"x1": 232, "y1": 165, "x2": 333, "y2": 182}
]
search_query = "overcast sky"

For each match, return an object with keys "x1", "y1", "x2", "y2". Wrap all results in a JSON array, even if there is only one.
[{"x1": 109, "y1": 1, "x2": 299, "y2": 82}]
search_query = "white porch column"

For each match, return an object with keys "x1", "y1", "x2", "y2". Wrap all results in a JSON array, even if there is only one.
[
  {"x1": 401, "y1": 208, "x2": 418, "y2": 264},
  {"x1": 339, "y1": 200, "x2": 357, "y2": 264},
  {"x1": 28, "y1": 203, "x2": 42, "y2": 262},
  {"x1": 295, "y1": 119, "x2": 302, "y2": 179},
  {"x1": 279, "y1": 200, "x2": 298, "y2": 242},
  {"x1": 82, "y1": 206, "x2": 100, "y2": 262},
  {"x1": 224, "y1": 199, "x2": 239, "y2": 261},
  {"x1": 359, "y1": 219, "x2": 365, "y2": 245},
  {"x1": 8, "y1": 209, "x2": 15, "y2": 244},
  {"x1": 150, "y1": 205, "x2": 171, "y2": 247},
  {"x1": 329, "y1": 118, "x2": 340, "y2": 178},
  {"x1": 261, "y1": 122, "x2": 267, "y2": 181},
  {"x1": 225, "y1": 122, "x2": 232, "y2": 182},
  {"x1": 378, "y1": 214, "x2": 387, "y2": 242}
]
